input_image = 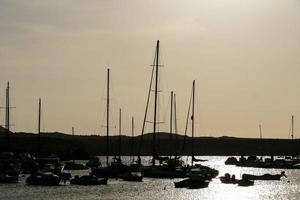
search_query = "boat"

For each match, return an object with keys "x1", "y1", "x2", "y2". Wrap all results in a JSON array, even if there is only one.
[
  {"x1": 242, "y1": 171, "x2": 286, "y2": 180},
  {"x1": 237, "y1": 179, "x2": 254, "y2": 187},
  {"x1": 64, "y1": 161, "x2": 89, "y2": 170},
  {"x1": 189, "y1": 164, "x2": 219, "y2": 180},
  {"x1": 70, "y1": 175, "x2": 108, "y2": 185},
  {"x1": 92, "y1": 157, "x2": 131, "y2": 178},
  {"x1": 92, "y1": 70, "x2": 132, "y2": 178},
  {"x1": 118, "y1": 118, "x2": 143, "y2": 182},
  {"x1": 120, "y1": 172, "x2": 143, "y2": 182},
  {"x1": 174, "y1": 172, "x2": 209, "y2": 189},
  {"x1": 219, "y1": 173, "x2": 238, "y2": 184},
  {"x1": 0, "y1": 152, "x2": 21, "y2": 183},
  {"x1": 182, "y1": 80, "x2": 218, "y2": 179},
  {"x1": 26, "y1": 172, "x2": 61, "y2": 186},
  {"x1": 219, "y1": 173, "x2": 254, "y2": 186},
  {"x1": 139, "y1": 40, "x2": 187, "y2": 179},
  {"x1": 143, "y1": 164, "x2": 186, "y2": 178},
  {"x1": 224, "y1": 157, "x2": 238, "y2": 165}
]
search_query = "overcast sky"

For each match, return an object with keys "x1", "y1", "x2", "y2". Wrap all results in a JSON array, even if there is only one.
[{"x1": 0, "y1": 0, "x2": 299, "y2": 138}]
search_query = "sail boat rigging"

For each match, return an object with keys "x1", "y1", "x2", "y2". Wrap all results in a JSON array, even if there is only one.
[
  {"x1": 183, "y1": 80, "x2": 207, "y2": 163},
  {"x1": 141, "y1": 40, "x2": 186, "y2": 178}
]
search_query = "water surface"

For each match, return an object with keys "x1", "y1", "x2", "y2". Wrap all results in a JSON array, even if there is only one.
[{"x1": 0, "y1": 156, "x2": 299, "y2": 200}]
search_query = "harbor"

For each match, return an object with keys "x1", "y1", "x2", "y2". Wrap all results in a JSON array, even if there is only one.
[{"x1": 0, "y1": 156, "x2": 299, "y2": 200}]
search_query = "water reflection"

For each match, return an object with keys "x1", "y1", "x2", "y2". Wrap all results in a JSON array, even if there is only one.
[{"x1": 1, "y1": 156, "x2": 300, "y2": 200}]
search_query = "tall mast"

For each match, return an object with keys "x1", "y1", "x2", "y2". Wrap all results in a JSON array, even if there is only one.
[
  {"x1": 38, "y1": 98, "x2": 41, "y2": 154},
  {"x1": 174, "y1": 93, "x2": 178, "y2": 157},
  {"x1": 106, "y1": 68, "x2": 110, "y2": 166},
  {"x1": 169, "y1": 91, "x2": 173, "y2": 157},
  {"x1": 131, "y1": 116, "x2": 134, "y2": 161},
  {"x1": 5, "y1": 81, "x2": 10, "y2": 131},
  {"x1": 138, "y1": 55, "x2": 155, "y2": 157},
  {"x1": 191, "y1": 80, "x2": 195, "y2": 166},
  {"x1": 118, "y1": 108, "x2": 122, "y2": 160},
  {"x1": 182, "y1": 88, "x2": 193, "y2": 155},
  {"x1": 152, "y1": 40, "x2": 160, "y2": 166},
  {"x1": 291, "y1": 115, "x2": 294, "y2": 140}
]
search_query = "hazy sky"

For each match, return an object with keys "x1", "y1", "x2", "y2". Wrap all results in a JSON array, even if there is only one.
[{"x1": 0, "y1": 0, "x2": 299, "y2": 138}]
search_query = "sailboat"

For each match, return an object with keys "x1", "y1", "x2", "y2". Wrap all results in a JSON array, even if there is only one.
[
  {"x1": 141, "y1": 40, "x2": 186, "y2": 178},
  {"x1": 63, "y1": 127, "x2": 89, "y2": 170},
  {"x1": 91, "y1": 68, "x2": 131, "y2": 178},
  {"x1": 26, "y1": 98, "x2": 63, "y2": 186},
  {"x1": 119, "y1": 116, "x2": 143, "y2": 182},
  {"x1": 174, "y1": 80, "x2": 218, "y2": 189}
]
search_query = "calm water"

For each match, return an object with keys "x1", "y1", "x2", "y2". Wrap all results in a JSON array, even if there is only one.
[{"x1": 0, "y1": 156, "x2": 299, "y2": 200}]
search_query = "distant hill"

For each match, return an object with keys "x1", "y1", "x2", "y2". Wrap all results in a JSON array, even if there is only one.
[{"x1": 0, "y1": 131, "x2": 299, "y2": 157}]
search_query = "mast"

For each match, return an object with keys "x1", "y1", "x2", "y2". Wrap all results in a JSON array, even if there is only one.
[
  {"x1": 5, "y1": 81, "x2": 11, "y2": 150},
  {"x1": 72, "y1": 126, "x2": 75, "y2": 162},
  {"x1": 38, "y1": 98, "x2": 41, "y2": 154},
  {"x1": 259, "y1": 124, "x2": 263, "y2": 156},
  {"x1": 5, "y1": 82, "x2": 10, "y2": 131},
  {"x1": 131, "y1": 116, "x2": 134, "y2": 161},
  {"x1": 174, "y1": 93, "x2": 178, "y2": 157},
  {"x1": 169, "y1": 91, "x2": 173, "y2": 157},
  {"x1": 291, "y1": 115, "x2": 294, "y2": 140},
  {"x1": 191, "y1": 80, "x2": 195, "y2": 166},
  {"x1": 181, "y1": 87, "x2": 193, "y2": 155},
  {"x1": 138, "y1": 55, "x2": 155, "y2": 157},
  {"x1": 118, "y1": 108, "x2": 122, "y2": 160},
  {"x1": 259, "y1": 124, "x2": 262, "y2": 139},
  {"x1": 106, "y1": 68, "x2": 110, "y2": 167},
  {"x1": 152, "y1": 40, "x2": 160, "y2": 166}
]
